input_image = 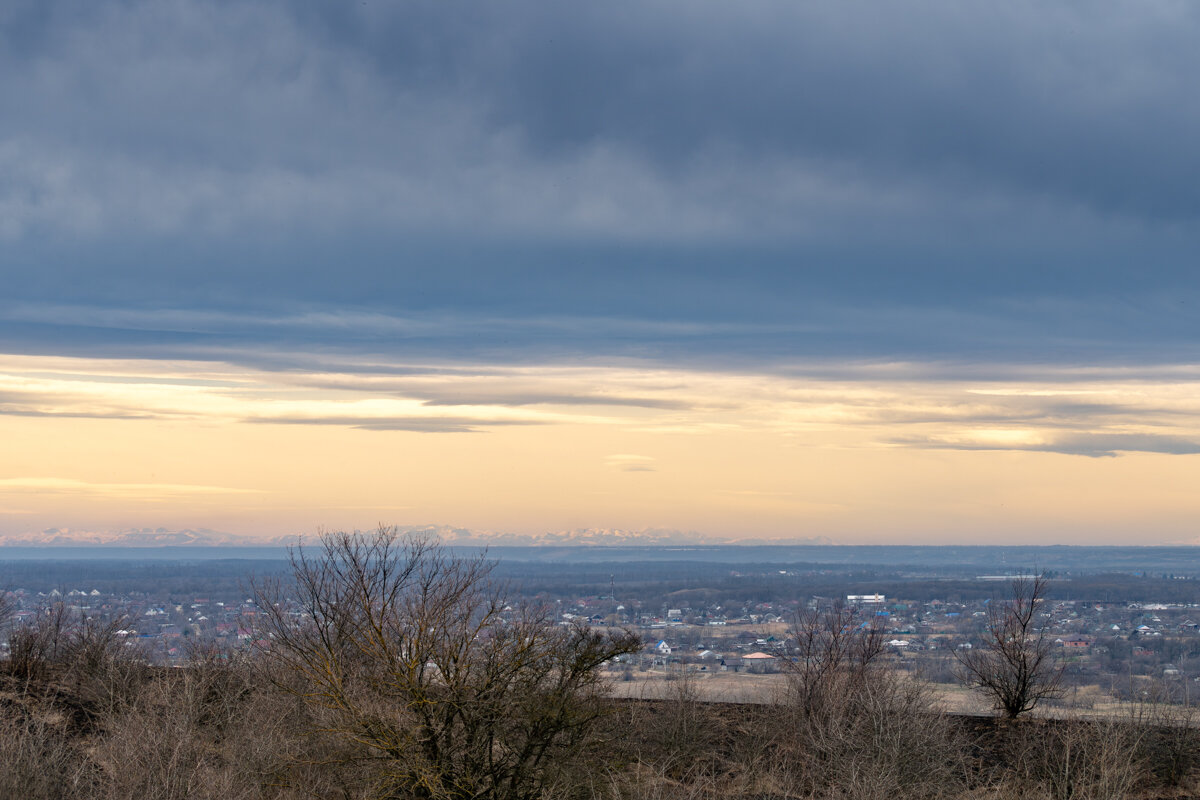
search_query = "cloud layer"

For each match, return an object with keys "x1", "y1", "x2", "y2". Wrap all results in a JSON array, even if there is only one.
[
  {"x1": 3, "y1": 1, "x2": 1200, "y2": 369},
  {"x1": 3, "y1": 354, "x2": 1200, "y2": 456}
]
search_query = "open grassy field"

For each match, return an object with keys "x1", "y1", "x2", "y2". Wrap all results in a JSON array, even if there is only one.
[{"x1": 606, "y1": 669, "x2": 1167, "y2": 721}]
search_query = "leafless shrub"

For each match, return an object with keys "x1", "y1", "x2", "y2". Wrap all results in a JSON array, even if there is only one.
[
  {"x1": 609, "y1": 672, "x2": 726, "y2": 792},
  {"x1": 604, "y1": 761, "x2": 725, "y2": 800},
  {"x1": 1127, "y1": 687, "x2": 1200, "y2": 789},
  {"x1": 82, "y1": 655, "x2": 322, "y2": 800},
  {"x1": 0, "y1": 589, "x2": 15, "y2": 629},
  {"x1": 1000, "y1": 717, "x2": 1147, "y2": 800},
  {"x1": 174, "y1": 641, "x2": 255, "y2": 731},
  {"x1": 792, "y1": 675, "x2": 967, "y2": 800},
  {"x1": 254, "y1": 527, "x2": 642, "y2": 800},
  {"x1": 782, "y1": 602, "x2": 885, "y2": 720},
  {"x1": 0, "y1": 714, "x2": 92, "y2": 799},
  {"x1": 65, "y1": 614, "x2": 149, "y2": 719},
  {"x1": 3, "y1": 601, "x2": 74, "y2": 681},
  {"x1": 90, "y1": 690, "x2": 224, "y2": 800},
  {"x1": 768, "y1": 604, "x2": 968, "y2": 800},
  {"x1": 2, "y1": 601, "x2": 142, "y2": 712}
]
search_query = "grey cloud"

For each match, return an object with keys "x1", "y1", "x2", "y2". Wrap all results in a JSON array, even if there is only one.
[
  {"x1": 0, "y1": 389, "x2": 162, "y2": 420},
  {"x1": 5, "y1": 2, "x2": 1200, "y2": 371},
  {"x1": 869, "y1": 400, "x2": 1191, "y2": 429},
  {"x1": 6, "y1": 288, "x2": 1200, "y2": 375},
  {"x1": 772, "y1": 361, "x2": 1200, "y2": 385},
  {"x1": 1046, "y1": 435, "x2": 1200, "y2": 458},
  {"x1": 6, "y1": 1, "x2": 1200, "y2": 243},
  {"x1": 419, "y1": 394, "x2": 690, "y2": 410},
  {"x1": 242, "y1": 415, "x2": 546, "y2": 433},
  {"x1": 4, "y1": 294, "x2": 1200, "y2": 385},
  {"x1": 0, "y1": 406, "x2": 157, "y2": 421},
  {"x1": 281, "y1": 2, "x2": 1200, "y2": 222},
  {"x1": 899, "y1": 433, "x2": 1200, "y2": 458}
]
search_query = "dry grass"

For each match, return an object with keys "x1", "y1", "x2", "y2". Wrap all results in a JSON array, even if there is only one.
[{"x1": 5, "y1": 658, "x2": 1200, "y2": 800}]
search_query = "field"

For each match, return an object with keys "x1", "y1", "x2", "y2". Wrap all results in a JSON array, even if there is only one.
[{"x1": 607, "y1": 668, "x2": 1170, "y2": 722}]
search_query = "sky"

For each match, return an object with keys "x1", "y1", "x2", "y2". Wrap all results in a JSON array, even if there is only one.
[{"x1": 3, "y1": 1, "x2": 1200, "y2": 544}]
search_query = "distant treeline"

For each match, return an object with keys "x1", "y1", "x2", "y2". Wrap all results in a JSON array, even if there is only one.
[{"x1": 4, "y1": 555, "x2": 1200, "y2": 606}]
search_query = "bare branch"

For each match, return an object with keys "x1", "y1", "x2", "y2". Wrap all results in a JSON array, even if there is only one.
[
  {"x1": 954, "y1": 573, "x2": 1064, "y2": 719},
  {"x1": 254, "y1": 526, "x2": 640, "y2": 799}
]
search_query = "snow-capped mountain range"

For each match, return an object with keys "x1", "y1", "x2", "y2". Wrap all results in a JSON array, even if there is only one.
[
  {"x1": 0, "y1": 525, "x2": 832, "y2": 547},
  {"x1": 0, "y1": 527, "x2": 292, "y2": 547},
  {"x1": 400, "y1": 526, "x2": 832, "y2": 547}
]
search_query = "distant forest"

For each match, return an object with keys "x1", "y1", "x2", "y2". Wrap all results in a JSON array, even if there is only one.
[{"x1": 4, "y1": 544, "x2": 1200, "y2": 605}]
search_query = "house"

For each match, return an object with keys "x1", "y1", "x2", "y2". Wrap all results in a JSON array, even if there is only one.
[
  {"x1": 744, "y1": 652, "x2": 777, "y2": 674},
  {"x1": 1059, "y1": 636, "x2": 1092, "y2": 649}
]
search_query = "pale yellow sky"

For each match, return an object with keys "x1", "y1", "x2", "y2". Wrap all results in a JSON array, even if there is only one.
[{"x1": 3, "y1": 352, "x2": 1200, "y2": 544}]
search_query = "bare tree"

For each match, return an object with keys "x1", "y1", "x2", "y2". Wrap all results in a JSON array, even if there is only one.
[
  {"x1": 255, "y1": 527, "x2": 641, "y2": 800},
  {"x1": 782, "y1": 601, "x2": 886, "y2": 718},
  {"x1": 955, "y1": 573, "x2": 1064, "y2": 719}
]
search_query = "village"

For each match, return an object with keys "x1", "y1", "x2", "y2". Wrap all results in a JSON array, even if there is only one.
[
  {"x1": 566, "y1": 586, "x2": 1200, "y2": 707},
  {"x1": 6, "y1": 570, "x2": 1200, "y2": 711}
]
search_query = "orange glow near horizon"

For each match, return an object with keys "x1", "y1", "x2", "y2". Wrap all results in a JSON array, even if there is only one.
[{"x1": 3, "y1": 353, "x2": 1200, "y2": 544}]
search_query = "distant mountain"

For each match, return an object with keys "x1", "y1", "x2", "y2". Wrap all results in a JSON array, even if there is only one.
[
  {"x1": 402, "y1": 525, "x2": 833, "y2": 547},
  {"x1": 0, "y1": 525, "x2": 832, "y2": 548},
  {"x1": 0, "y1": 527, "x2": 290, "y2": 547}
]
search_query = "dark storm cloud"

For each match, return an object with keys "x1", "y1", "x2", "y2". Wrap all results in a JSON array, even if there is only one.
[{"x1": 4, "y1": 1, "x2": 1200, "y2": 367}]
